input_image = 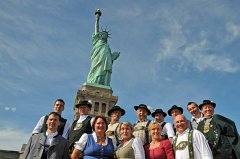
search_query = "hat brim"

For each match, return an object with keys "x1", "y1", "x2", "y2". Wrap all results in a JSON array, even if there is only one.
[
  {"x1": 151, "y1": 112, "x2": 167, "y2": 118},
  {"x1": 134, "y1": 106, "x2": 151, "y2": 115},
  {"x1": 199, "y1": 103, "x2": 216, "y2": 110},
  {"x1": 167, "y1": 107, "x2": 183, "y2": 116},
  {"x1": 75, "y1": 103, "x2": 92, "y2": 108},
  {"x1": 108, "y1": 108, "x2": 125, "y2": 116}
]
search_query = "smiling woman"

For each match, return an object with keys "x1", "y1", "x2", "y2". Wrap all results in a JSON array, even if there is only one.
[
  {"x1": 71, "y1": 116, "x2": 115, "y2": 159},
  {"x1": 144, "y1": 122, "x2": 175, "y2": 159},
  {"x1": 115, "y1": 121, "x2": 145, "y2": 159}
]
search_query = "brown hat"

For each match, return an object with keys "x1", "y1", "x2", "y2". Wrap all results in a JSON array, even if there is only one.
[
  {"x1": 199, "y1": 100, "x2": 216, "y2": 110},
  {"x1": 167, "y1": 105, "x2": 183, "y2": 116},
  {"x1": 107, "y1": 106, "x2": 125, "y2": 116},
  {"x1": 134, "y1": 104, "x2": 151, "y2": 115},
  {"x1": 75, "y1": 100, "x2": 92, "y2": 108},
  {"x1": 151, "y1": 109, "x2": 167, "y2": 118}
]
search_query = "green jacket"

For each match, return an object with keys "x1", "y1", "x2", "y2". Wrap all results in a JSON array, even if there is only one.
[{"x1": 198, "y1": 114, "x2": 240, "y2": 159}]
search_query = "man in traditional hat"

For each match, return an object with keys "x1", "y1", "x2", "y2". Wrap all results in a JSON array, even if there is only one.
[
  {"x1": 151, "y1": 109, "x2": 175, "y2": 141},
  {"x1": 106, "y1": 105, "x2": 125, "y2": 146},
  {"x1": 32, "y1": 98, "x2": 71, "y2": 139},
  {"x1": 133, "y1": 104, "x2": 151, "y2": 145},
  {"x1": 68, "y1": 100, "x2": 93, "y2": 154},
  {"x1": 173, "y1": 114, "x2": 213, "y2": 159},
  {"x1": 168, "y1": 105, "x2": 183, "y2": 119},
  {"x1": 187, "y1": 102, "x2": 204, "y2": 130},
  {"x1": 24, "y1": 112, "x2": 70, "y2": 159},
  {"x1": 168, "y1": 105, "x2": 184, "y2": 133},
  {"x1": 197, "y1": 100, "x2": 240, "y2": 159}
]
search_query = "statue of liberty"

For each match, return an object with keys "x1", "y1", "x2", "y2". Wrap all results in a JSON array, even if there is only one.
[{"x1": 87, "y1": 9, "x2": 120, "y2": 86}]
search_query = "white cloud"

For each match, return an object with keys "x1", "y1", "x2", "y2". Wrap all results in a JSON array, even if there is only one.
[
  {"x1": 155, "y1": 22, "x2": 240, "y2": 73},
  {"x1": 3, "y1": 106, "x2": 17, "y2": 112},
  {"x1": 11, "y1": 107, "x2": 17, "y2": 112},
  {"x1": 164, "y1": 77, "x2": 173, "y2": 82},
  {"x1": 4, "y1": 107, "x2": 10, "y2": 111},
  {"x1": 0, "y1": 128, "x2": 30, "y2": 151},
  {"x1": 225, "y1": 22, "x2": 240, "y2": 42},
  {"x1": 192, "y1": 53, "x2": 239, "y2": 73},
  {"x1": 147, "y1": 105, "x2": 154, "y2": 113},
  {"x1": 150, "y1": 1, "x2": 240, "y2": 74},
  {"x1": 182, "y1": 40, "x2": 240, "y2": 73},
  {"x1": 156, "y1": 21, "x2": 186, "y2": 62}
]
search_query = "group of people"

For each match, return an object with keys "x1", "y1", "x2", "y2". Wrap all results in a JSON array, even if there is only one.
[{"x1": 23, "y1": 98, "x2": 240, "y2": 159}]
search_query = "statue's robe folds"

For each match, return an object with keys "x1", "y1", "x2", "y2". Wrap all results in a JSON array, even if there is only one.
[{"x1": 87, "y1": 32, "x2": 119, "y2": 86}]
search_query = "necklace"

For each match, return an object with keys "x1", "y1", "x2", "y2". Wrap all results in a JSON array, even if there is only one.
[{"x1": 97, "y1": 136, "x2": 105, "y2": 141}]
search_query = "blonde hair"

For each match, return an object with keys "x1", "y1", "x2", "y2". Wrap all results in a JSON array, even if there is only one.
[
  {"x1": 120, "y1": 121, "x2": 134, "y2": 131},
  {"x1": 148, "y1": 121, "x2": 162, "y2": 132},
  {"x1": 119, "y1": 121, "x2": 134, "y2": 138}
]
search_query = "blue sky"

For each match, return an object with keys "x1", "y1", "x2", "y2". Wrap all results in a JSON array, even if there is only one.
[{"x1": 1, "y1": 0, "x2": 240, "y2": 151}]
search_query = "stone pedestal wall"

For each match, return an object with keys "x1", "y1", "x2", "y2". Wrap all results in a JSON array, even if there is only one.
[{"x1": 74, "y1": 83, "x2": 118, "y2": 120}]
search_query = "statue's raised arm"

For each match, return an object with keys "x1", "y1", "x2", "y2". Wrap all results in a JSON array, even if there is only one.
[
  {"x1": 86, "y1": 9, "x2": 120, "y2": 87},
  {"x1": 95, "y1": 9, "x2": 101, "y2": 34}
]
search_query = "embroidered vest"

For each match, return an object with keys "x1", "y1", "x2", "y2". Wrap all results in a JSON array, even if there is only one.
[
  {"x1": 173, "y1": 130, "x2": 194, "y2": 159},
  {"x1": 68, "y1": 116, "x2": 92, "y2": 146}
]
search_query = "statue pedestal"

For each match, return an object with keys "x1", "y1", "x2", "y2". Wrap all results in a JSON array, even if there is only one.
[{"x1": 73, "y1": 83, "x2": 118, "y2": 120}]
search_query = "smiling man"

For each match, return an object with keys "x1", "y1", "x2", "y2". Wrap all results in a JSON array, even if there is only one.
[
  {"x1": 187, "y1": 102, "x2": 204, "y2": 129},
  {"x1": 197, "y1": 100, "x2": 240, "y2": 159},
  {"x1": 23, "y1": 112, "x2": 70, "y2": 159},
  {"x1": 32, "y1": 98, "x2": 71, "y2": 139},
  {"x1": 173, "y1": 114, "x2": 213, "y2": 159}
]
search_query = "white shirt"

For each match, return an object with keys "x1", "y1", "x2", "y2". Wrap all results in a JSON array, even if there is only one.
[
  {"x1": 118, "y1": 137, "x2": 145, "y2": 159},
  {"x1": 191, "y1": 113, "x2": 204, "y2": 129},
  {"x1": 174, "y1": 128, "x2": 213, "y2": 159},
  {"x1": 45, "y1": 131, "x2": 58, "y2": 145},
  {"x1": 77, "y1": 115, "x2": 89, "y2": 123},
  {"x1": 32, "y1": 115, "x2": 71, "y2": 139},
  {"x1": 75, "y1": 132, "x2": 117, "y2": 151},
  {"x1": 160, "y1": 121, "x2": 175, "y2": 138}
]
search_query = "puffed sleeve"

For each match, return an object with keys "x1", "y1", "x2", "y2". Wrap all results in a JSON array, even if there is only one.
[
  {"x1": 162, "y1": 140, "x2": 175, "y2": 159},
  {"x1": 132, "y1": 137, "x2": 145, "y2": 159},
  {"x1": 74, "y1": 133, "x2": 88, "y2": 151}
]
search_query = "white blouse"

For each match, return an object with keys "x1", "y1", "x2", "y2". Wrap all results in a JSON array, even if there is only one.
[{"x1": 74, "y1": 132, "x2": 117, "y2": 151}]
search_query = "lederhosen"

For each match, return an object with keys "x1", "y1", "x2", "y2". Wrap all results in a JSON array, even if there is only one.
[
  {"x1": 106, "y1": 122, "x2": 121, "y2": 146},
  {"x1": 133, "y1": 120, "x2": 151, "y2": 145}
]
